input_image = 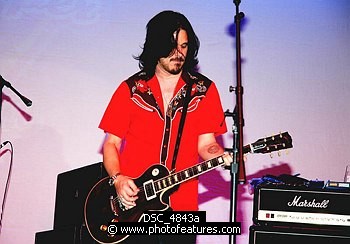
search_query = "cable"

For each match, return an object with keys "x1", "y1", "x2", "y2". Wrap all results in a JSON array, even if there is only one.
[{"x1": 0, "y1": 141, "x2": 13, "y2": 236}]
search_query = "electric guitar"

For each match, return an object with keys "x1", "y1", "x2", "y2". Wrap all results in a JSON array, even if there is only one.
[{"x1": 84, "y1": 132, "x2": 292, "y2": 243}]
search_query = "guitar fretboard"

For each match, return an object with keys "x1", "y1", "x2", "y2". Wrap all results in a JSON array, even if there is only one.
[
  {"x1": 153, "y1": 155, "x2": 225, "y2": 193},
  {"x1": 143, "y1": 131, "x2": 292, "y2": 197}
]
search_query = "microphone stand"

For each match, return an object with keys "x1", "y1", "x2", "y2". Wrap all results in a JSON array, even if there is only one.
[
  {"x1": 0, "y1": 75, "x2": 32, "y2": 125},
  {"x1": 0, "y1": 75, "x2": 31, "y2": 234},
  {"x1": 225, "y1": 1, "x2": 245, "y2": 244}
]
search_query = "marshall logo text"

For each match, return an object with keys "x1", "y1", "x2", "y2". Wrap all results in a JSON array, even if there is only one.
[{"x1": 287, "y1": 195, "x2": 329, "y2": 208}]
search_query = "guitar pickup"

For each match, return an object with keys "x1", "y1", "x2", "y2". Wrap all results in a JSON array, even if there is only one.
[{"x1": 143, "y1": 180, "x2": 157, "y2": 201}]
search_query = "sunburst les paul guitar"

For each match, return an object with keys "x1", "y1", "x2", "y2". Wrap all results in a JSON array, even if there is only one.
[{"x1": 84, "y1": 132, "x2": 292, "y2": 243}]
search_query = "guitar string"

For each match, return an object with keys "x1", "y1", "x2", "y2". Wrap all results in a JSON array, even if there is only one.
[{"x1": 111, "y1": 156, "x2": 226, "y2": 206}]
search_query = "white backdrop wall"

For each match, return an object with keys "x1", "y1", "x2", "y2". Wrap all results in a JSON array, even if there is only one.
[{"x1": 0, "y1": 1, "x2": 349, "y2": 243}]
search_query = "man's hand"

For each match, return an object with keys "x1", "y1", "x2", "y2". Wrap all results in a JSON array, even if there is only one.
[
  {"x1": 222, "y1": 152, "x2": 233, "y2": 167},
  {"x1": 115, "y1": 175, "x2": 139, "y2": 209}
]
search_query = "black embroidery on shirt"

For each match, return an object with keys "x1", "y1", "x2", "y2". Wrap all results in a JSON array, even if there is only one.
[{"x1": 124, "y1": 70, "x2": 213, "y2": 165}]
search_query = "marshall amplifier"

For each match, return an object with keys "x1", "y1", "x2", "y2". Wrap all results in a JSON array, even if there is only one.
[
  {"x1": 249, "y1": 225, "x2": 350, "y2": 244},
  {"x1": 253, "y1": 185, "x2": 350, "y2": 229}
]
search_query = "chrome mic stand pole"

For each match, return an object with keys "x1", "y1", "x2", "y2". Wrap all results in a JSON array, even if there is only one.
[{"x1": 226, "y1": 1, "x2": 246, "y2": 243}]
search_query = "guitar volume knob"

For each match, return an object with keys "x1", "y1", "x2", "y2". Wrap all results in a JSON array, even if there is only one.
[{"x1": 100, "y1": 225, "x2": 108, "y2": 232}]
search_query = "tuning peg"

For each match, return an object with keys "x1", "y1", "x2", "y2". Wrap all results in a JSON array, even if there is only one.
[{"x1": 278, "y1": 151, "x2": 281, "y2": 157}]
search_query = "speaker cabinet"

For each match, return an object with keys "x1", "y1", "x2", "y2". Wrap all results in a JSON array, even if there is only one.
[
  {"x1": 249, "y1": 225, "x2": 350, "y2": 244},
  {"x1": 53, "y1": 162, "x2": 107, "y2": 229},
  {"x1": 35, "y1": 225, "x2": 96, "y2": 244}
]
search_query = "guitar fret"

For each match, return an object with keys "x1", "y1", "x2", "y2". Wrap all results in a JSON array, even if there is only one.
[
  {"x1": 191, "y1": 166, "x2": 197, "y2": 176},
  {"x1": 213, "y1": 157, "x2": 219, "y2": 167},
  {"x1": 188, "y1": 168, "x2": 192, "y2": 177},
  {"x1": 189, "y1": 167, "x2": 194, "y2": 176},
  {"x1": 200, "y1": 162, "x2": 207, "y2": 171},
  {"x1": 207, "y1": 161, "x2": 212, "y2": 168},
  {"x1": 181, "y1": 171, "x2": 186, "y2": 180},
  {"x1": 155, "y1": 155, "x2": 228, "y2": 192},
  {"x1": 218, "y1": 156, "x2": 224, "y2": 164}
]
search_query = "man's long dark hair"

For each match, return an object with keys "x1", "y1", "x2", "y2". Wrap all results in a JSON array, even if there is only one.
[{"x1": 135, "y1": 11, "x2": 200, "y2": 77}]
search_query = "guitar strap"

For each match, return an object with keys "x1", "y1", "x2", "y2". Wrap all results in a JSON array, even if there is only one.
[{"x1": 170, "y1": 79, "x2": 193, "y2": 171}]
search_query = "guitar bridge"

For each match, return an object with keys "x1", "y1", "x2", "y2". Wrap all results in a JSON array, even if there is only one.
[{"x1": 110, "y1": 195, "x2": 124, "y2": 214}]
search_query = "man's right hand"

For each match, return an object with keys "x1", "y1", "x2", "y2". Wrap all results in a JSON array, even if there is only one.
[{"x1": 115, "y1": 175, "x2": 139, "y2": 209}]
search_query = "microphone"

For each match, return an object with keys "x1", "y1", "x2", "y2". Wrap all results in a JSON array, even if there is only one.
[
  {"x1": 1, "y1": 75, "x2": 32, "y2": 107},
  {"x1": 0, "y1": 141, "x2": 9, "y2": 149}
]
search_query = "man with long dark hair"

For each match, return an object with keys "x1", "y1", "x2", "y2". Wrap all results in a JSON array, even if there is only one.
[{"x1": 99, "y1": 10, "x2": 230, "y2": 243}]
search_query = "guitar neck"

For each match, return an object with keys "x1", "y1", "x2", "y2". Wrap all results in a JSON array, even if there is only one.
[
  {"x1": 151, "y1": 131, "x2": 292, "y2": 194},
  {"x1": 153, "y1": 154, "x2": 227, "y2": 193}
]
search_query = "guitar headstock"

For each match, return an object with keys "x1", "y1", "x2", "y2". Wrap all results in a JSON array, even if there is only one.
[{"x1": 249, "y1": 132, "x2": 293, "y2": 154}]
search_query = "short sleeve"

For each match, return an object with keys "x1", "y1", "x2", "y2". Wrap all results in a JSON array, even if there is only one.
[
  {"x1": 98, "y1": 82, "x2": 131, "y2": 138},
  {"x1": 196, "y1": 82, "x2": 227, "y2": 137}
]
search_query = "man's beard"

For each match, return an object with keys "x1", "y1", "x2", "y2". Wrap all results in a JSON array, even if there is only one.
[
  {"x1": 166, "y1": 57, "x2": 185, "y2": 74},
  {"x1": 168, "y1": 64, "x2": 183, "y2": 74}
]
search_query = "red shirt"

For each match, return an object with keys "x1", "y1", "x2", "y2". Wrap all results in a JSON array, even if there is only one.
[{"x1": 99, "y1": 71, "x2": 227, "y2": 210}]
